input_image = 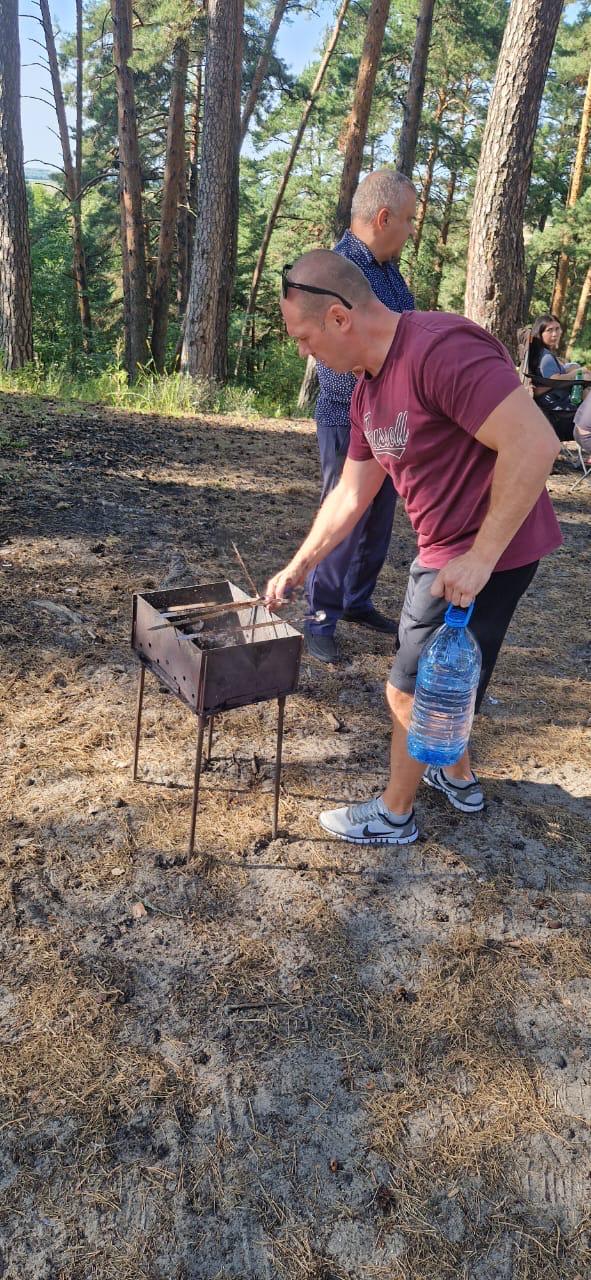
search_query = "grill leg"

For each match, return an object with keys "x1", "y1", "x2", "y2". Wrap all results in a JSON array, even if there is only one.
[
  {"x1": 188, "y1": 715, "x2": 206, "y2": 856},
  {"x1": 272, "y1": 696, "x2": 286, "y2": 839},
  {"x1": 205, "y1": 715, "x2": 215, "y2": 765},
  {"x1": 132, "y1": 665, "x2": 145, "y2": 781}
]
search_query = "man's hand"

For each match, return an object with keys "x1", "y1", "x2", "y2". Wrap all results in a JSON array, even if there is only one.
[
  {"x1": 265, "y1": 563, "x2": 305, "y2": 610},
  {"x1": 430, "y1": 551, "x2": 494, "y2": 606}
]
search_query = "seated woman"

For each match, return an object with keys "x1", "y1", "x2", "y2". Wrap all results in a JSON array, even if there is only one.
[{"x1": 527, "y1": 313, "x2": 587, "y2": 441}]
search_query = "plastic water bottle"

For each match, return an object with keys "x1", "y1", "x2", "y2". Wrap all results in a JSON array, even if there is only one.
[
  {"x1": 407, "y1": 603, "x2": 482, "y2": 766},
  {"x1": 570, "y1": 368, "x2": 584, "y2": 408}
]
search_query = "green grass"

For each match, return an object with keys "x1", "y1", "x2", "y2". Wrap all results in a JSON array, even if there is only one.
[
  {"x1": 0, "y1": 363, "x2": 268, "y2": 419},
  {"x1": 0, "y1": 331, "x2": 315, "y2": 421}
]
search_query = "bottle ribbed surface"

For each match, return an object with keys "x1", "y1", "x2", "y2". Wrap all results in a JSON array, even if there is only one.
[{"x1": 407, "y1": 615, "x2": 482, "y2": 766}]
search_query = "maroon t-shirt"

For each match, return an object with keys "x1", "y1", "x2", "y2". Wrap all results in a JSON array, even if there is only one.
[{"x1": 348, "y1": 311, "x2": 562, "y2": 571}]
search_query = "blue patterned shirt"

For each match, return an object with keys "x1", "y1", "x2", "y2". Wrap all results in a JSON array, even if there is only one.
[{"x1": 316, "y1": 229, "x2": 415, "y2": 430}]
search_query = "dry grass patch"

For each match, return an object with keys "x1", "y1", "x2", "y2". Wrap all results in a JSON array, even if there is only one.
[{"x1": 363, "y1": 931, "x2": 591, "y2": 1277}]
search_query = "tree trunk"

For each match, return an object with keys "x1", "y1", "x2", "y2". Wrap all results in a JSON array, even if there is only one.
[
  {"x1": 412, "y1": 88, "x2": 447, "y2": 263},
  {"x1": 464, "y1": 0, "x2": 564, "y2": 356},
  {"x1": 333, "y1": 0, "x2": 390, "y2": 239},
  {"x1": 187, "y1": 62, "x2": 202, "y2": 264},
  {"x1": 151, "y1": 37, "x2": 189, "y2": 372},
  {"x1": 566, "y1": 263, "x2": 591, "y2": 355},
  {"x1": 240, "y1": 0, "x2": 290, "y2": 145},
  {"x1": 0, "y1": 0, "x2": 33, "y2": 368},
  {"x1": 75, "y1": 0, "x2": 83, "y2": 194},
  {"x1": 178, "y1": 61, "x2": 203, "y2": 316},
  {"x1": 427, "y1": 167, "x2": 456, "y2": 310},
  {"x1": 234, "y1": 0, "x2": 351, "y2": 377},
  {"x1": 551, "y1": 62, "x2": 591, "y2": 320},
  {"x1": 39, "y1": 0, "x2": 93, "y2": 354},
  {"x1": 412, "y1": 140, "x2": 438, "y2": 259},
  {"x1": 177, "y1": 162, "x2": 189, "y2": 318},
  {"x1": 395, "y1": 0, "x2": 436, "y2": 178},
  {"x1": 181, "y1": 0, "x2": 244, "y2": 382},
  {"x1": 111, "y1": 0, "x2": 149, "y2": 379},
  {"x1": 426, "y1": 95, "x2": 467, "y2": 309},
  {"x1": 297, "y1": 355, "x2": 319, "y2": 412}
]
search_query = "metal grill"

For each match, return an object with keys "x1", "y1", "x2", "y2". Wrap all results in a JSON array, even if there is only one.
[{"x1": 131, "y1": 581, "x2": 303, "y2": 852}]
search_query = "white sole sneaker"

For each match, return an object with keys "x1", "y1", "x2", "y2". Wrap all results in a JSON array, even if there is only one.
[
  {"x1": 318, "y1": 804, "x2": 419, "y2": 845},
  {"x1": 422, "y1": 765, "x2": 484, "y2": 813}
]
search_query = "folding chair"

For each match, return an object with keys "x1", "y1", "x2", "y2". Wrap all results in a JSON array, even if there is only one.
[
  {"x1": 570, "y1": 424, "x2": 591, "y2": 491},
  {"x1": 517, "y1": 333, "x2": 591, "y2": 465}
]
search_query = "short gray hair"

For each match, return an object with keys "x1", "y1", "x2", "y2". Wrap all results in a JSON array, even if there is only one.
[{"x1": 351, "y1": 169, "x2": 416, "y2": 223}]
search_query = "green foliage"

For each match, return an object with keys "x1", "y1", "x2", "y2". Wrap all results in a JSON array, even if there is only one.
[
  {"x1": 28, "y1": 182, "x2": 119, "y2": 367},
  {"x1": 238, "y1": 336, "x2": 311, "y2": 416},
  {"x1": 17, "y1": 0, "x2": 591, "y2": 412}
]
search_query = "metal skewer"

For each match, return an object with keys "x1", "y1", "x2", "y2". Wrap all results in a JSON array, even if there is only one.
[
  {"x1": 149, "y1": 596, "x2": 267, "y2": 630},
  {"x1": 182, "y1": 618, "x2": 290, "y2": 642},
  {"x1": 231, "y1": 541, "x2": 259, "y2": 598}
]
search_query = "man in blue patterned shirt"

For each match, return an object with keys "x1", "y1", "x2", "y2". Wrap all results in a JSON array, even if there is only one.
[{"x1": 305, "y1": 169, "x2": 416, "y2": 663}]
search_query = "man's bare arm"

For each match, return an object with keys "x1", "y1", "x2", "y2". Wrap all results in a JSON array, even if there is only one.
[
  {"x1": 266, "y1": 456, "x2": 385, "y2": 606},
  {"x1": 431, "y1": 387, "x2": 560, "y2": 606}
]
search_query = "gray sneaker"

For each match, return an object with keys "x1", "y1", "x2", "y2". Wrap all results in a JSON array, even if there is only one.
[
  {"x1": 319, "y1": 795, "x2": 418, "y2": 845},
  {"x1": 304, "y1": 627, "x2": 339, "y2": 663},
  {"x1": 422, "y1": 765, "x2": 484, "y2": 813}
]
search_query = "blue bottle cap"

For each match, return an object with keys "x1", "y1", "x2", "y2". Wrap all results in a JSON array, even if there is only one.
[{"x1": 444, "y1": 602, "x2": 475, "y2": 627}]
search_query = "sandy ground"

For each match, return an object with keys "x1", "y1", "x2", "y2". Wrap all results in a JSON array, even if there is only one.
[{"x1": 0, "y1": 391, "x2": 590, "y2": 1280}]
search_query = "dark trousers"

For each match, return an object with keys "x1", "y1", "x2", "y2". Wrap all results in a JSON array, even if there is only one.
[{"x1": 305, "y1": 420, "x2": 396, "y2": 635}]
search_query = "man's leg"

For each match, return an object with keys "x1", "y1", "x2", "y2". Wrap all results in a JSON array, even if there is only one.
[
  {"x1": 317, "y1": 559, "x2": 540, "y2": 842},
  {"x1": 317, "y1": 559, "x2": 475, "y2": 844},
  {"x1": 382, "y1": 685, "x2": 426, "y2": 813},
  {"x1": 423, "y1": 560, "x2": 539, "y2": 809},
  {"x1": 380, "y1": 685, "x2": 474, "y2": 813},
  {"x1": 305, "y1": 422, "x2": 349, "y2": 644},
  {"x1": 342, "y1": 475, "x2": 397, "y2": 616},
  {"x1": 306, "y1": 430, "x2": 397, "y2": 655}
]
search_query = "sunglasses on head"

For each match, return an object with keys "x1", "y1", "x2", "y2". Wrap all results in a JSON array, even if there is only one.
[{"x1": 281, "y1": 263, "x2": 352, "y2": 310}]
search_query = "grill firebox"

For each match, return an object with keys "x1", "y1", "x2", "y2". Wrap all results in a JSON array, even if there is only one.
[{"x1": 131, "y1": 581, "x2": 303, "y2": 852}]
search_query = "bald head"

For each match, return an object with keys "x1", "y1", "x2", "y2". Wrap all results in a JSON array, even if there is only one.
[
  {"x1": 280, "y1": 249, "x2": 400, "y2": 375},
  {"x1": 351, "y1": 169, "x2": 415, "y2": 223},
  {"x1": 283, "y1": 250, "x2": 374, "y2": 319}
]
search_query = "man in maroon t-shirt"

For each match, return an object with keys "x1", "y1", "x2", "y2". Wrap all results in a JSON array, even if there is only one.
[{"x1": 267, "y1": 250, "x2": 562, "y2": 846}]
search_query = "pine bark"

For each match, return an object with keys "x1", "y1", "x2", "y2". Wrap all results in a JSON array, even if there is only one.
[
  {"x1": 234, "y1": 0, "x2": 351, "y2": 377},
  {"x1": 395, "y1": 0, "x2": 435, "y2": 178},
  {"x1": 39, "y1": 0, "x2": 92, "y2": 353},
  {"x1": 181, "y1": 0, "x2": 243, "y2": 382},
  {"x1": 551, "y1": 63, "x2": 591, "y2": 320},
  {"x1": 151, "y1": 38, "x2": 189, "y2": 371},
  {"x1": 0, "y1": 0, "x2": 33, "y2": 368},
  {"x1": 297, "y1": 355, "x2": 319, "y2": 412},
  {"x1": 332, "y1": 0, "x2": 390, "y2": 239},
  {"x1": 566, "y1": 263, "x2": 591, "y2": 355},
  {"x1": 178, "y1": 62, "x2": 203, "y2": 316},
  {"x1": 464, "y1": 0, "x2": 564, "y2": 356},
  {"x1": 240, "y1": 0, "x2": 290, "y2": 145},
  {"x1": 111, "y1": 0, "x2": 149, "y2": 379}
]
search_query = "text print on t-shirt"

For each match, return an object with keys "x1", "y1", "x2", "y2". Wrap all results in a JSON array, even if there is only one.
[{"x1": 363, "y1": 409, "x2": 409, "y2": 461}]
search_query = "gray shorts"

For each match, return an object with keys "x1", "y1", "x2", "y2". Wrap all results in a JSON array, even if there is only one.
[{"x1": 389, "y1": 555, "x2": 539, "y2": 710}]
